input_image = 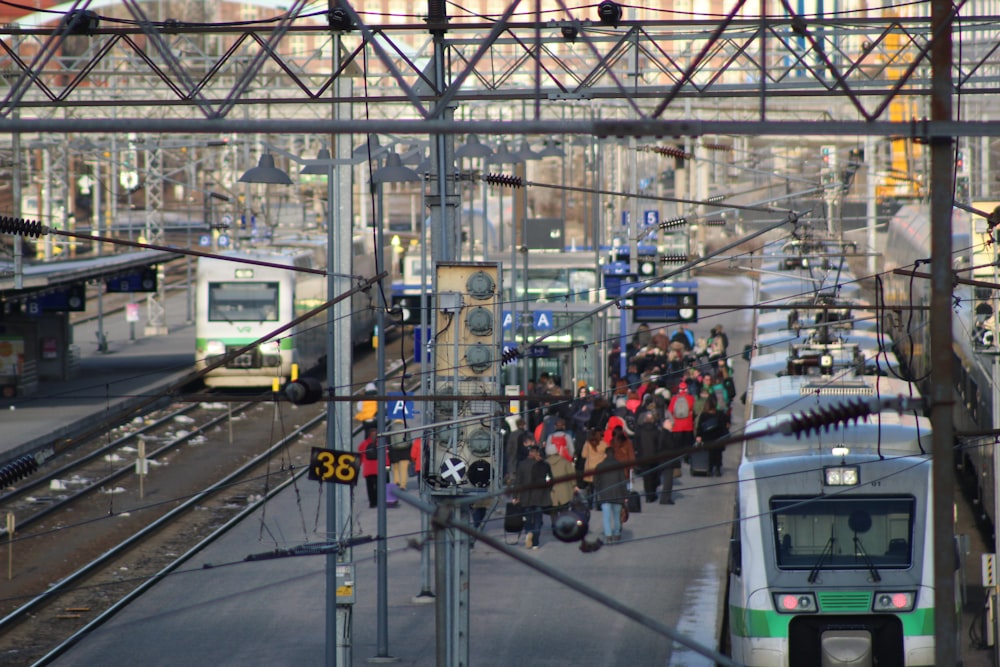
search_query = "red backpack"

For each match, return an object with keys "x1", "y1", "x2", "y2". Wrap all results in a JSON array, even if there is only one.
[{"x1": 551, "y1": 432, "x2": 572, "y2": 462}]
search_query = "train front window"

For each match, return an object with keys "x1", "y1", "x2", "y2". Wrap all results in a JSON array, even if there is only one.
[
  {"x1": 772, "y1": 496, "x2": 914, "y2": 570},
  {"x1": 208, "y1": 282, "x2": 279, "y2": 322}
]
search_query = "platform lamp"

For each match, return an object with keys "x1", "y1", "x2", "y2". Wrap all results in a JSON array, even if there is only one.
[
  {"x1": 238, "y1": 153, "x2": 292, "y2": 246},
  {"x1": 455, "y1": 135, "x2": 494, "y2": 260},
  {"x1": 370, "y1": 150, "x2": 419, "y2": 656}
]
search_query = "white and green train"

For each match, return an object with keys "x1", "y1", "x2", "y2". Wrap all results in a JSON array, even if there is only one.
[
  {"x1": 195, "y1": 246, "x2": 326, "y2": 388},
  {"x1": 728, "y1": 404, "x2": 941, "y2": 666}
]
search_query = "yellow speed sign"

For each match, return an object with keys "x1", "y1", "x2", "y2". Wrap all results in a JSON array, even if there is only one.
[{"x1": 308, "y1": 448, "x2": 359, "y2": 485}]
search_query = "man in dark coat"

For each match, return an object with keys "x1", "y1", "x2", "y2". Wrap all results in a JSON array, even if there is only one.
[
  {"x1": 513, "y1": 446, "x2": 552, "y2": 549},
  {"x1": 593, "y1": 446, "x2": 627, "y2": 543},
  {"x1": 633, "y1": 408, "x2": 662, "y2": 502}
]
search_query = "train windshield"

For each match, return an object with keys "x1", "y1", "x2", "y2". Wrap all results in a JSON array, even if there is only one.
[
  {"x1": 208, "y1": 282, "x2": 279, "y2": 322},
  {"x1": 771, "y1": 496, "x2": 914, "y2": 570}
]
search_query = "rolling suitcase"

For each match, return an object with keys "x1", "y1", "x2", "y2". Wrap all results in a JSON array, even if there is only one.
[
  {"x1": 689, "y1": 444, "x2": 711, "y2": 476},
  {"x1": 626, "y1": 490, "x2": 642, "y2": 513},
  {"x1": 626, "y1": 472, "x2": 641, "y2": 513}
]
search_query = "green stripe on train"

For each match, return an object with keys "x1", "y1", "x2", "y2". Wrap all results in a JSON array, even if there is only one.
[
  {"x1": 195, "y1": 338, "x2": 294, "y2": 350},
  {"x1": 729, "y1": 604, "x2": 934, "y2": 638}
]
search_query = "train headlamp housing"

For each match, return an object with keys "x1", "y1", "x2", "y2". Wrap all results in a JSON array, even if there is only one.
[
  {"x1": 259, "y1": 341, "x2": 279, "y2": 356},
  {"x1": 824, "y1": 464, "x2": 859, "y2": 486},
  {"x1": 206, "y1": 340, "x2": 225, "y2": 356},
  {"x1": 872, "y1": 591, "x2": 916, "y2": 612},
  {"x1": 773, "y1": 592, "x2": 818, "y2": 614}
]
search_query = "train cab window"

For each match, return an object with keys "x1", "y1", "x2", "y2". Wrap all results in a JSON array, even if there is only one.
[
  {"x1": 772, "y1": 496, "x2": 914, "y2": 570},
  {"x1": 209, "y1": 282, "x2": 280, "y2": 322}
]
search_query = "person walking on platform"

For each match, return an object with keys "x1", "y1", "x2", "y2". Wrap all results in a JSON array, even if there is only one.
[
  {"x1": 696, "y1": 395, "x2": 731, "y2": 477},
  {"x1": 658, "y1": 414, "x2": 678, "y2": 504},
  {"x1": 667, "y1": 382, "x2": 695, "y2": 498},
  {"x1": 513, "y1": 446, "x2": 552, "y2": 549},
  {"x1": 386, "y1": 419, "x2": 411, "y2": 492},
  {"x1": 579, "y1": 429, "x2": 607, "y2": 499},
  {"x1": 358, "y1": 426, "x2": 383, "y2": 508},
  {"x1": 633, "y1": 408, "x2": 662, "y2": 502},
  {"x1": 593, "y1": 445, "x2": 627, "y2": 543},
  {"x1": 545, "y1": 438, "x2": 576, "y2": 517},
  {"x1": 354, "y1": 382, "x2": 378, "y2": 431}
]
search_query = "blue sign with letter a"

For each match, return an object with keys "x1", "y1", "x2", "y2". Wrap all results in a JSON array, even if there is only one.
[
  {"x1": 502, "y1": 311, "x2": 518, "y2": 331},
  {"x1": 387, "y1": 392, "x2": 417, "y2": 419},
  {"x1": 533, "y1": 310, "x2": 553, "y2": 331}
]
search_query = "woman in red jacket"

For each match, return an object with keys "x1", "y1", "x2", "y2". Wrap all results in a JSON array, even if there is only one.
[{"x1": 358, "y1": 426, "x2": 386, "y2": 508}]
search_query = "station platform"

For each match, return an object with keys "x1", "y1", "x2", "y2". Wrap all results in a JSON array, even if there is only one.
[{"x1": 0, "y1": 292, "x2": 195, "y2": 465}]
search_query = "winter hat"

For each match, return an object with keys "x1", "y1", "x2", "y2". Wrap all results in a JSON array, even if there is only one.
[
  {"x1": 678, "y1": 383, "x2": 688, "y2": 393},
  {"x1": 364, "y1": 382, "x2": 377, "y2": 394}
]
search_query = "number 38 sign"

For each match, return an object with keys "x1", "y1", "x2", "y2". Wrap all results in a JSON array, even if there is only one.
[{"x1": 309, "y1": 448, "x2": 360, "y2": 485}]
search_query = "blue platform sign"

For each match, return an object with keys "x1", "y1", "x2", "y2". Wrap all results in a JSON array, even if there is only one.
[
  {"x1": 602, "y1": 261, "x2": 637, "y2": 299},
  {"x1": 387, "y1": 392, "x2": 417, "y2": 419},
  {"x1": 533, "y1": 310, "x2": 553, "y2": 331},
  {"x1": 621, "y1": 279, "x2": 698, "y2": 323},
  {"x1": 411, "y1": 325, "x2": 432, "y2": 364},
  {"x1": 644, "y1": 210, "x2": 659, "y2": 227},
  {"x1": 621, "y1": 210, "x2": 630, "y2": 227},
  {"x1": 502, "y1": 311, "x2": 518, "y2": 331}
]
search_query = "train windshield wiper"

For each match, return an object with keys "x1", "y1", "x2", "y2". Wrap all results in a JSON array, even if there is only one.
[
  {"x1": 853, "y1": 536, "x2": 881, "y2": 582},
  {"x1": 807, "y1": 536, "x2": 835, "y2": 583}
]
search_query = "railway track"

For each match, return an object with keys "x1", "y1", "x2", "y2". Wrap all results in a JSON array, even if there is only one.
[{"x1": 0, "y1": 336, "x2": 415, "y2": 666}]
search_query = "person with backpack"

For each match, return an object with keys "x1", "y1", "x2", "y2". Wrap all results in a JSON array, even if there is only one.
[
  {"x1": 386, "y1": 419, "x2": 411, "y2": 492},
  {"x1": 545, "y1": 418, "x2": 575, "y2": 464},
  {"x1": 358, "y1": 426, "x2": 384, "y2": 508},
  {"x1": 667, "y1": 383, "x2": 695, "y2": 497}
]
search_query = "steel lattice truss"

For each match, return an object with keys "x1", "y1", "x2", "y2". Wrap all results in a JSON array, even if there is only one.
[{"x1": 0, "y1": 0, "x2": 997, "y2": 135}]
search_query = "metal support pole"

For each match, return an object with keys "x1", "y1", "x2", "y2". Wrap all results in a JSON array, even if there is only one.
[
  {"x1": 929, "y1": 2, "x2": 957, "y2": 663},
  {"x1": 865, "y1": 135, "x2": 877, "y2": 275},
  {"x1": 374, "y1": 179, "x2": 391, "y2": 661},
  {"x1": 325, "y1": 38, "x2": 354, "y2": 667}
]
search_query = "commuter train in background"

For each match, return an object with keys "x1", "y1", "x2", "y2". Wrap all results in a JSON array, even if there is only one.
[
  {"x1": 195, "y1": 234, "x2": 380, "y2": 388},
  {"x1": 727, "y1": 233, "x2": 949, "y2": 666}
]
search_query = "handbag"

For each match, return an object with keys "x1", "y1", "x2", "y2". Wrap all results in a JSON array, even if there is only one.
[
  {"x1": 504, "y1": 502, "x2": 525, "y2": 533},
  {"x1": 619, "y1": 503, "x2": 629, "y2": 524}
]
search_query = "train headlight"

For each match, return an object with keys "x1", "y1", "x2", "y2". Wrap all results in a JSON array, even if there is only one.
[
  {"x1": 773, "y1": 592, "x2": 817, "y2": 613},
  {"x1": 259, "y1": 341, "x2": 281, "y2": 366},
  {"x1": 824, "y1": 465, "x2": 859, "y2": 486},
  {"x1": 206, "y1": 340, "x2": 225, "y2": 356},
  {"x1": 872, "y1": 591, "x2": 916, "y2": 612}
]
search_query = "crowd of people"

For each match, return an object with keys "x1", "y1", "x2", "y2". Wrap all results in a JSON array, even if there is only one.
[
  {"x1": 353, "y1": 322, "x2": 740, "y2": 549},
  {"x1": 505, "y1": 322, "x2": 738, "y2": 548}
]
